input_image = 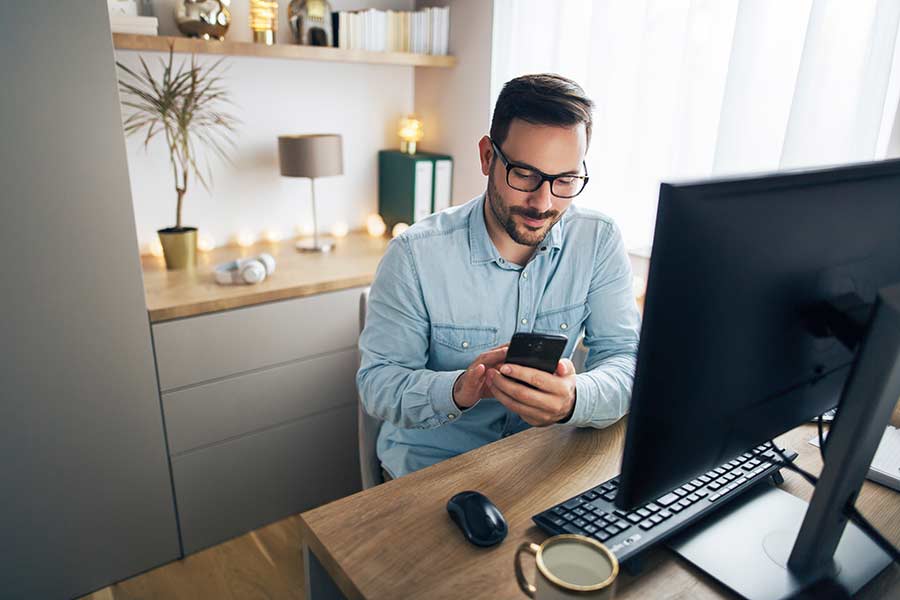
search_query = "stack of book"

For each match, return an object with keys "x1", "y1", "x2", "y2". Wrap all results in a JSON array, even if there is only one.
[
  {"x1": 335, "y1": 6, "x2": 450, "y2": 55},
  {"x1": 109, "y1": 15, "x2": 159, "y2": 35}
]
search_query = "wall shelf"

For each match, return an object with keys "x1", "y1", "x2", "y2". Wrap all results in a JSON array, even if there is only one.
[{"x1": 112, "y1": 33, "x2": 456, "y2": 68}]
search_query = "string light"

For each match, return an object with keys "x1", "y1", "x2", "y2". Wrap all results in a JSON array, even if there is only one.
[
  {"x1": 331, "y1": 221, "x2": 349, "y2": 238},
  {"x1": 392, "y1": 222, "x2": 410, "y2": 238},
  {"x1": 366, "y1": 214, "x2": 387, "y2": 237},
  {"x1": 148, "y1": 239, "x2": 164, "y2": 257},
  {"x1": 236, "y1": 231, "x2": 256, "y2": 248},
  {"x1": 262, "y1": 229, "x2": 282, "y2": 243},
  {"x1": 198, "y1": 234, "x2": 216, "y2": 252}
]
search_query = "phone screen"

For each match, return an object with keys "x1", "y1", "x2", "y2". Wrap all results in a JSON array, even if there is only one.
[{"x1": 505, "y1": 333, "x2": 568, "y2": 374}]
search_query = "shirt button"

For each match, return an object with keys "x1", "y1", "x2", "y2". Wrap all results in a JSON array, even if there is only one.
[
  {"x1": 448, "y1": 413, "x2": 456, "y2": 420},
  {"x1": 498, "y1": 258, "x2": 505, "y2": 264},
  {"x1": 461, "y1": 341, "x2": 469, "y2": 349},
  {"x1": 522, "y1": 272, "x2": 528, "y2": 279},
  {"x1": 560, "y1": 323, "x2": 568, "y2": 330},
  {"x1": 521, "y1": 318, "x2": 528, "y2": 325}
]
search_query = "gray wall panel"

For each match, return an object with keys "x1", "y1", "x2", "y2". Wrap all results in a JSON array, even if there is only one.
[
  {"x1": 171, "y1": 405, "x2": 361, "y2": 554},
  {"x1": 0, "y1": 3, "x2": 180, "y2": 598},
  {"x1": 163, "y1": 348, "x2": 359, "y2": 455},
  {"x1": 153, "y1": 287, "x2": 362, "y2": 391}
]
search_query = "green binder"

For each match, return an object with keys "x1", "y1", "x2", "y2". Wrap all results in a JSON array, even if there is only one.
[{"x1": 378, "y1": 150, "x2": 453, "y2": 230}]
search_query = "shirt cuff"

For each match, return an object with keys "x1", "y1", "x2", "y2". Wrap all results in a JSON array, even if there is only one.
[
  {"x1": 429, "y1": 369, "x2": 466, "y2": 425},
  {"x1": 566, "y1": 375, "x2": 595, "y2": 427}
]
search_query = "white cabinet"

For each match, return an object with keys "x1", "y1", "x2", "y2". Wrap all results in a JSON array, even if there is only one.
[{"x1": 152, "y1": 287, "x2": 364, "y2": 554}]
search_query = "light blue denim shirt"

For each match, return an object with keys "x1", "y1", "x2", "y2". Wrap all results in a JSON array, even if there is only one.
[{"x1": 357, "y1": 194, "x2": 641, "y2": 478}]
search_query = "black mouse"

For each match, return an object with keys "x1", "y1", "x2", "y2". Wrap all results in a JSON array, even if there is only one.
[{"x1": 446, "y1": 490, "x2": 508, "y2": 547}]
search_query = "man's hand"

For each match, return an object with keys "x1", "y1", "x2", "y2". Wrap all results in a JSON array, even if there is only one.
[
  {"x1": 452, "y1": 345, "x2": 509, "y2": 409},
  {"x1": 486, "y1": 358, "x2": 577, "y2": 426}
]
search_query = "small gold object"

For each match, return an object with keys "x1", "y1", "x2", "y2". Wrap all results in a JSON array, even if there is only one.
[
  {"x1": 175, "y1": 0, "x2": 231, "y2": 41},
  {"x1": 398, "y1": 115, "x2": 424, "y2": 155},
  {"x1": 250, "y1": 0, "x2": 278, "y2": 45},
  {"x1": 157, "y1": 227, "x2": 198, "y2": 270}
]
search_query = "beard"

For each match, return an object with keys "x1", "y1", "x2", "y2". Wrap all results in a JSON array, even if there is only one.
[{"x1": 486, "y1": 173, "x2": 562, "y2": 247}]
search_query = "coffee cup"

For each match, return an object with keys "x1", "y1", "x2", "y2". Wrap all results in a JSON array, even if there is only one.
[{"x1": 515, "y1": 534, "x2": 618, "y2": 599}]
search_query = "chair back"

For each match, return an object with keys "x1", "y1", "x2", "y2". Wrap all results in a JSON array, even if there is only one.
[{"x1": 357, "y1": 288, "x2": 384, "y2": 488}]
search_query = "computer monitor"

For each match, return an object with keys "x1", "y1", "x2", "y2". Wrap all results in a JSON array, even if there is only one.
[{"x1": 615, "y1": 158, "x2": 900, "y2": 597}]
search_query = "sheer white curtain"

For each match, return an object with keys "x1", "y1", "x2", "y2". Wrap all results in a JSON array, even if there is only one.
[{"x1": 491, "y1": 0, "x2": 900, "y2": 249}]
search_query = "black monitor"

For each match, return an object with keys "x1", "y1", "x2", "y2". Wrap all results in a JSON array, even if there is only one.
[{"x1": 615, "y1": 159, "x2": 900, "y2": 597}]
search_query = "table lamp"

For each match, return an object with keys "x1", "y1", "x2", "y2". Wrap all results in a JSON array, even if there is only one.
[{"x1": 278, "y1": 134, "x2": 344, "y2": 252}]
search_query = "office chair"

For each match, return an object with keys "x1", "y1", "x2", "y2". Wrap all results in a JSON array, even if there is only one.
[{"x1": 357, "y1": 288, "x2": 385, "y2": 489}]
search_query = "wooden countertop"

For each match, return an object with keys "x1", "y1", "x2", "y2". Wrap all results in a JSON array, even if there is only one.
[
  {"x1": 141, "y1": 232, "x2": 389, "y2": 323},
  {"x1": 299, "y1": 420, "x2": 900, "y2": 599}
]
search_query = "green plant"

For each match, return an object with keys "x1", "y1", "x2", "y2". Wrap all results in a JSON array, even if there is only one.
[{"x1": 117, "y1": 47, "x2": 238, "y2": 229}]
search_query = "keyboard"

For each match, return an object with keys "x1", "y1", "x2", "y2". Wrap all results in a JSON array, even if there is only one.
[{"x1": 532, "y1": 442, "x2": 797, "y2": 564}]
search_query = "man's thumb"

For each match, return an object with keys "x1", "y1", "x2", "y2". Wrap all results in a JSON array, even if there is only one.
[{"x1": 556, "y1": 358, "x2": 576, "y2": 377}]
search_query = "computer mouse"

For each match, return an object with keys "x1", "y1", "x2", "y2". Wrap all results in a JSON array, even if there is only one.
[{"x1": 446, "y1": 490, "x2": 508, "y2": 547}]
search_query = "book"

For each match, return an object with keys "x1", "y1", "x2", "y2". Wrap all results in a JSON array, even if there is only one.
[
  {"x1": 378, "y1": 150, "x2": 453, "y2": 230},
  {"x1": 809, "y1": 424, "x2": 900, "y2": 492}
]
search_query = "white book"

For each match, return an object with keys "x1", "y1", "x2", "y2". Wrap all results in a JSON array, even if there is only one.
[
  {"x1": 413, "y1": 161, "x2": 434, "y2": 223},
  {"x1": 433, "y1": 160, "x2": 453, "y2": 212},
  {"x1": 109, "y1": 15, "x2": 157, "y2": 26},
  {"x1": 809, "y1": 425, "x2": 900, "y2": 492}
]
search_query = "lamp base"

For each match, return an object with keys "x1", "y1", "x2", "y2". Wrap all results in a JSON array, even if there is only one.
[{"x1": 296, "y1": 238, "x2": 334, "y2": 253}]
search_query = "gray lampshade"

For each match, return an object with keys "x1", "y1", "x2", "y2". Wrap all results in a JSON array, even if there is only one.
[{"x1": 278, "y1": 134, "x2": 344, "y2": 178}]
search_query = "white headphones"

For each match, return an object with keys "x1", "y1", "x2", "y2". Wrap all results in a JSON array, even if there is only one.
[{"x1": 214, "y1": 253, "x2": 276, "y2": 285}]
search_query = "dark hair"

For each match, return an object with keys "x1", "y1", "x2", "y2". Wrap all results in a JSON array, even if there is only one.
[{"x1": 489, "y1": 74, "x2": 594, "y2": 148}]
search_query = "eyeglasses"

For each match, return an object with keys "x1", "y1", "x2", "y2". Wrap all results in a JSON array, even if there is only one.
[{"x1": 490, "y1": 139, "x2": 589, "y2": 198}]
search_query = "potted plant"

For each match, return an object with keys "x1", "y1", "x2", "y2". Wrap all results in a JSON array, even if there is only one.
[{"x1": 117, "y1": 48, "x2": 238, "y2": 269}]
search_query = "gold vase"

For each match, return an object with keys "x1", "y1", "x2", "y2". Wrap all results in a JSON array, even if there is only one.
[{"x1": 158, "y1": 227, "x2": 198, "y2": 270}]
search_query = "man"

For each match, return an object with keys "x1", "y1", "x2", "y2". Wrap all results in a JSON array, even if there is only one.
[{"x1": 358, "y1": 74, "x2": 641, "y2": 479}]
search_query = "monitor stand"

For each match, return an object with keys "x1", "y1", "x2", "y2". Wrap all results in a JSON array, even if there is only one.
[
  {"x1": 668, "y1": 284, "x2": 900, "y2": 599},
  {"x1": 667, "y1": 483, "x2": 891, "y2": 599}
]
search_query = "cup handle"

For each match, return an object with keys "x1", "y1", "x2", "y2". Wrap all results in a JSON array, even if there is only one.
[{"x1": 515, "y1": 542, "x2": 541, "y2": 598}]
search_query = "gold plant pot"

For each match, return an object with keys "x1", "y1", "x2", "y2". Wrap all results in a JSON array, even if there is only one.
[{"x1": 158, "y1": 227, "x2": 198, "y2": 270}]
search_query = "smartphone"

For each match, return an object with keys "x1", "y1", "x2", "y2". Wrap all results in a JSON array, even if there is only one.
[{"x1": 505, "y1": 332, "x2": 569, "y2": 374}]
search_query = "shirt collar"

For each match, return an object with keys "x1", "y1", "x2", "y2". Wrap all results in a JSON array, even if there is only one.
[{"x1": 468, "y1": 194, "x2": 564, "y2": 265}]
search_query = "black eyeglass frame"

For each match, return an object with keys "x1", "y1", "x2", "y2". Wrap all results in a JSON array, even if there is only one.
[{"x1": 489, "y1": 138, "x2": 590, "y2": 198}]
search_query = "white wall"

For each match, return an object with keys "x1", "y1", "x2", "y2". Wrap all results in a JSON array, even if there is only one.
[
  {"x1": 414, "y1": 0, "x2": 494, "y2": 205},
  {"x1": 123, "y1": 0, "x2": 415, "y2": 252}
]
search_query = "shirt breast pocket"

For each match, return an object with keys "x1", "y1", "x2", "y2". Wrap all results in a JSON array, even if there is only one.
[
  {"x1": 534, "y1": 303, "x2": 591, "y2": 337},
  {"x1": 432, "y1": 324, "x2": 499, "y2": 352}
]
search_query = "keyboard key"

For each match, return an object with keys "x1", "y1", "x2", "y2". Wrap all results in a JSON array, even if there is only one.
[
  {"x1": 594, "y1": 530, "x2": 610, "y2": 542},
  {"x1": 650, "y1": 514, "x2": 663, "y2": 524},
  {"x1": 699, "y1": 474, "x2": 712, "y2": 484},
  {"x1": 605, "y1": 525, "x2": 621, "y2": 536},
  {"x1": 563, "y1": 498, "x2": 585, "y2": 510},
  {"x1": 729, "y1": 460, "x2": 741, "y2": 468},
  {"x1": 583, "y1": 491, "x2": 599, "y2": 501},
  {"x1": 682, "y1": 483, "x2": 696, "y2": 493},
  {"x1": 678, "y1": 499, "x2": 692, "y2": 510},
  {"x1": 708, "y1": 493, "x2": 721, "y2": 502},
  {"x1": 573, "y1": 519, "x2": 587, "y2": 528},
  {"x1": 603, "y1": 514, "x2": 618, "y2": 524},
  {"x1": 669, "y1": 503, "x2": 684, "y2": 513},
  {"x1": 674, "y1": 488, "x2": 688, "y2": 498},
  {"x1": 615, "y1": 520, "x2": 629, "y2": 530},
  {"x1": 690, "y1": 478, "x2": 703, "y2": 488},
  {"x1": 708, "y1": 482, "x2": 722, "y2": 491},
  {"x1": 639, "y1": 520, "x2": 655, "y2": 530},
  {"x1": 550, "y1": 517, "x2": 565, "y2": 527},
  {"x1": 657, "y1": 493, "x2": 679, "y2": 506},
  {"x1": 687, "y1": 493, "x2": 699, "y2": 503},
  {"x1": 608, "y1": 479, "x2": 620, "y2": 488},
  {"x1": 735, "y1": 477, "x2": 748, "y2": 486},
  {"x1": 562, "y1": 512, "x2": 576, "y2": 522},
  {"x1": 715, "y1": 467, "x2": 727, "y2": 476},
  {"x1": 695, "y1": 489, "x2": 709, "y2": 498},
  {"x1": 584, "y1": 524, "x2": 598, "y2": 534},
  {"x1": 626, "y1": 513, "x2": 642, "y2": 524},
  {"x1": 602, "y1": 491, "x2": 617, "y2": 502},
  {"x1": 646, "y1": 503, "x2": 661, "y2": 513},
  {"x1": 563, "y1": 524, "x2": 581, "y2": 534},
  {"x1": 573, "y1": 508, "x2": 586, "y2": 516},
  {"x1": 549, "y1": 506, "x2": 565, "y2": 516},
  {"x1": 600, "y1": 482, "x2": 616, "y2": 492},
  {"x1": 583, "y1": 513, "x2": 597, "y2": 523},
  {"x1": 614, "y1": 509, "x2": 629, "y2": 518},
  {"x1": 636, "y1": 508, "x2": 651, "y2": 518},
  {"x1": 659, "y1": 510, "x2": 672, "y2": 519}
]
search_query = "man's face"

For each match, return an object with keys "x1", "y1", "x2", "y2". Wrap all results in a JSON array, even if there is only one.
[{"x1": 484, "y1": 119, "x2": 587, "y2": 247}]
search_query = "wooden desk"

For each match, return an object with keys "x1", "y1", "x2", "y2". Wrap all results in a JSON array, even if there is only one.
[{"x1": 299, "y1": 421, "x2": 900, "y2": 599}]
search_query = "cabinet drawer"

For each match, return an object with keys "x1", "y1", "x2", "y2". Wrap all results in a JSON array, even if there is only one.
[
  {"x1": 171, "y1": 405, "x2": 359, "y2": 555},
  {"x1": 153, "y1": 287, "x2": 362, "y2": 391},
  {"x1": 163, "y1": 348, "x2": 358, "y2": 456}
]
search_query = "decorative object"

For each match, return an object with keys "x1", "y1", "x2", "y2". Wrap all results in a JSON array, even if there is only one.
[
  {"x1": 175, "y1": 0, "x2": 231, "y2": 40},
  {"x1": 398, "y1": 115, "x2": 424, "y2": 154},
  {"x1": 392, "y1": 222, "x2": 409, "y2": 238},
  {"x1": 288, "y1": 0, "x2": 334, "y2": 46},
  {"x1": 117, "y1": 48, "x2": 238, "y2": 269},
  {"x1": 250, "y1": 0, "x2": 278, "y2": 45},
  {"x1": 278, "y1": 134, "x2": 344, "y2": 253},
  {"x1": 366, "y1": 214, "x2": 387, "y2": 237},
  {"x1": 198, "y1": 233, "x2": 216, "y2": 252},
  {"x1": 330, "y1": 221, "x2": 349, "y2": 238}
]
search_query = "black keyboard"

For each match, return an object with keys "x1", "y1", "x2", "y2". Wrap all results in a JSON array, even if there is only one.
[{"x1": 532, "y1": 443, "x2": 797, "y2": 564}]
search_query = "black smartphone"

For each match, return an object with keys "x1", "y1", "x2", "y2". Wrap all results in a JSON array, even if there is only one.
[{"x1": 505, "y1": 332, "x2": 568, "y2": 374}]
